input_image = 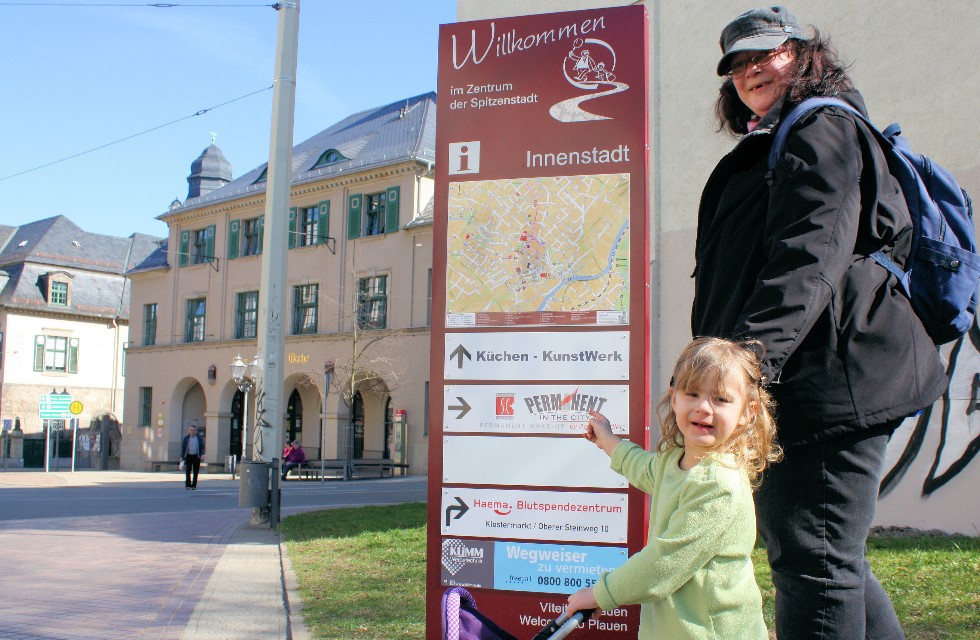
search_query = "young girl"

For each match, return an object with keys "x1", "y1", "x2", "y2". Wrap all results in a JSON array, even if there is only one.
[{"x1": 566, "y1": 337, "x2": 781, "y2": 639}]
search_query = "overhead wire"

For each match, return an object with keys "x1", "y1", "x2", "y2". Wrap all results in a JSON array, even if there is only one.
[
  {"x1": 0, "y1": 85, "x2": 273, "y2": 182},
  {"x1": 0, "y1": 3, "x2": 276, "y2": 7}
]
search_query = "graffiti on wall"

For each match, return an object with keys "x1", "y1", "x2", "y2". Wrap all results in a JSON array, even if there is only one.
[{"x1": 881, "y1": 323, "x2": 980, "y2": 497}]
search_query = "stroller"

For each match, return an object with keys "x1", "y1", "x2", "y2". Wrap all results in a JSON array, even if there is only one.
[{"x1": 442, "y1": 587, "x2": 594, "y2": 640}]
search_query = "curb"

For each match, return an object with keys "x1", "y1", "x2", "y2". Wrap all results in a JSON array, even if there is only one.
[{"x1": 280, "y1": 536, "x2": 312, "y2": 640}]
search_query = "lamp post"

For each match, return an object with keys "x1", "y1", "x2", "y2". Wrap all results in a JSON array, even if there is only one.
[{"x1": 230, "y1": 355, "x2": 256, "y2": 462}]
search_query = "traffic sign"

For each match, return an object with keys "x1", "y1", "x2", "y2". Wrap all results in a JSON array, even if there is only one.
[
  {"x1": 39, "y1": 393, "x2": 72, "y2": 420},
  {"x1": 69, "y1": 401, "x2": 83, "y2": 415}
]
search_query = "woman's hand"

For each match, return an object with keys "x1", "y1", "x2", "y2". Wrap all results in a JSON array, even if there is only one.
[{"x1": 566, "y1": 586, "x2": 598, "y2": 616}]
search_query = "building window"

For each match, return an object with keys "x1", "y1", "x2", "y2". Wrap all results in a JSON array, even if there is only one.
[
  {"x1": 297, "y1": 206, "x2": 318, "y2": 247},
  {"x1": 33, "y1": 335, "x2": 79, "y2": 373},
  {"x1": 185, "y1": 298, "x2": 206, "y2": 342},
  {"x1": 426, "y1": 268, "x2": 432, "y2": 327},
  {"x1": 357, "y1": 274, "x2": 387, "y2": 330},
  {"x1": 364, "y1": 192, "x2": 387, "y2": 237},
  {"x1": 49, "y1": 281, "x2": 68, "y2": 306},
  {"x1": 237, "y1": 291, "x2": 259, "y2": 339},
  {"x1": 180, "y1": 225, "x2": 215, "y2": 267},
  {"x1": 143, "y1": 303, "x2": 157, "y2": 346},
  {"x1": 139, "y1": 387, "x2": 152, "y2": 427},
  {"x1": 312, "y1": 148, "x2": 347, "y2": 169},
  {"x1": 424, "y1": 381, "x2": 430, "y2": 436},
  {"x1": 347, "y1": 187, "x2": 398, "y2": 240},
  {"x1": 191, "y1": 228, "x2": 209, "y2": 264},
  {"x1": 292, "y1": 284, "x2": 318, "y2": 335},
  {"x1": 242, "y1": 217, "x2": 262, "y2": 256}
]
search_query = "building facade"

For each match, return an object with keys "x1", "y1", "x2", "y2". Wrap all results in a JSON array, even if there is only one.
[
  {"x1": 0, "y1": 216, "x2": 162, "y2": 465},
  {"x1": 121, "y1": 93, "x2": 436, "y2": 474}
]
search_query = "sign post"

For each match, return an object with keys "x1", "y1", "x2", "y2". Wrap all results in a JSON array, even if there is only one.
[
  {"x1": 39, "y1": 391, "x2": 72, "y2": 473},
  {"x1": 429, "y1": 7, "x2": 649, "y2": 638}
]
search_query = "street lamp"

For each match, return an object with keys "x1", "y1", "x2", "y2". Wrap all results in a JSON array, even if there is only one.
[{"x1": 230, "y1": 354, "x2": 256, "y2": 462}]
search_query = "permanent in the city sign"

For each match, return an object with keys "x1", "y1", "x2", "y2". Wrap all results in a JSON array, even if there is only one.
[{"x1": 428, "y1": 6, "x2": 649, "y2": 638}]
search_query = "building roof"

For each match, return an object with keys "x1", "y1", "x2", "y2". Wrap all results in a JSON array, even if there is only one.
[
  {"x1": 0, "y1": 216, "x2": 164, "y2": 320},
  {"x1": 164, "y1": 92, "x2": 437, "y2": 217}
]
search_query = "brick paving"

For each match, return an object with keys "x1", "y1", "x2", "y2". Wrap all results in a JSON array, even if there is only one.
[{"x1": 0, "y1": 509, "x2": 241, "y2": 639}]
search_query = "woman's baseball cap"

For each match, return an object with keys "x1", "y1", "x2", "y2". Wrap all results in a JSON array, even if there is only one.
[{"x1": 717, "y1": 6, "x2": 807, "y2": 76}]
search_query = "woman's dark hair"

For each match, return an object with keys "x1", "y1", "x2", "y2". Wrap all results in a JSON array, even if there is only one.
[{"x1": 714, "y1": 29, "x2": 853, "y2": 136}]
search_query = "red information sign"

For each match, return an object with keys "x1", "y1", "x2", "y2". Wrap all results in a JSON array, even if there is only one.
[{"x1": 429, "y1": 6, "x2": 649, "y2": 638}]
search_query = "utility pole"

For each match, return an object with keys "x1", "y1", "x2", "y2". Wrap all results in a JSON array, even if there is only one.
[{"x1": 248, "y1": 0, "x2": 300, "y2": 526}]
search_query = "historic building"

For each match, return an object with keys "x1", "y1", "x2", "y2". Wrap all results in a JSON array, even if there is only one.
[
  {"x1": 0, "y1": 216, "x2": 162, "y2": 465},
  {"x1": 121, "y1": 92, "x2": 436, "y2": 474}
]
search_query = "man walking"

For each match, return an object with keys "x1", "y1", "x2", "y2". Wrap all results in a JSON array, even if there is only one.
[{"x1": 180, "y1": 425, "x2": 205, "y2": 490}]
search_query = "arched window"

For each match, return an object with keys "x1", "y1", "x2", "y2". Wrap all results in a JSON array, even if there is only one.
[
  {"x1": 383, "y1": 397, "x2": 393, "y2": 459},
  {"x1": 351, "y1": 392, "x2": 365, "y2": 459},
  {"x1": 312, "y1": 149, "x2": 347, "y2": 169},
  {"x1": 286, "y1": 389, "x2": 303, "y2": 443},
  {"x1": 230, "y1": 390, "x2": 244, "y2": 461}
]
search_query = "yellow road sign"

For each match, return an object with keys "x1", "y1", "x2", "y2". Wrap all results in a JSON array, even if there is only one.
[{"x1": 69, "y1": 401, "x2": 83, "y2": 415}]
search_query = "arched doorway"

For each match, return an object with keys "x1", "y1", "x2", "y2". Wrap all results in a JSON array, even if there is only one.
[
  {"x1": 383, "y1": 397, "x2": 393, "y2": 459},
  {"x1": 286, "y1": 389, "x2": 303, "y2": 444},
  {"x1": 230, "y1": 390, "x2": 244, "y2": 461},
  {"x1": 352, "y1": 392, "x2": 365, "y2": 459}
]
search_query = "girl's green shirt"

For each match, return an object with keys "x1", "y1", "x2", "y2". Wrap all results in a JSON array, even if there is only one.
[{"x1": 592, "y1": 441, "x2": 768, "y2": 640}]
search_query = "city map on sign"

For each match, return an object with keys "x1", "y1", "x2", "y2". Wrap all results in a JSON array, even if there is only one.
[{"x1": 446, "y1": 174, "x2": 630, "y2": 327}]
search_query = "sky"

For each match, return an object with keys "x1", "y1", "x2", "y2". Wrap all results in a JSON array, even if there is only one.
[{"x1": 0, "y1": 0, "x2": 457, "y2": 239}]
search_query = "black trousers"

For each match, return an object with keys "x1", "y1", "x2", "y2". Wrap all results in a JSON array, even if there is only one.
[
  {"x1": 184, "y1": 454, "x2": 201, "y2": 488},
  {"x1": 756, "y1": 421, "x2": 905, "y2": 640}
]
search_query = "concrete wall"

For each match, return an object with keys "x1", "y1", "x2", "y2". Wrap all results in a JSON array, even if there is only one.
[{"x1": 456, "y1": 0, "x2": 980, "y2": 534}]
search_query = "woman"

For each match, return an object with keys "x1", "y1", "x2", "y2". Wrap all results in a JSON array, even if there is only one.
[{"x1": 692, "y1": 7, "x2": 946, "y2": 639}]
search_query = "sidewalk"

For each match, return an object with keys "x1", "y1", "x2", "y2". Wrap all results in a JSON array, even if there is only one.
[
  {"x1": 180, "y1": 522, "x2": 311, "y2": 640},
  {"x1": 0, "y1": 469, "x2": 309, "y2": 639}
]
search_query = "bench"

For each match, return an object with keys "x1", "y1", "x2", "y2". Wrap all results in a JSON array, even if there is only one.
[
  {"x1": 294, "y1": 460, "x2": 346, "y2": 480},
  {"x1": 289, "y1": 459, "x2": 410, "y2": 480},
  {"x1": 351, "y1": 460, "x2": 410, "y2": 478},
  {"x1": 151, "y1": 460, "x2": 181, "y2": 472},
  {"x1": 150, "y1": 460, "x2": 214, "y2": 473}
]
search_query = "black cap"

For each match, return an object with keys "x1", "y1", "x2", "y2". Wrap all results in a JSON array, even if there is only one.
[{"x1": 717, "y1": 6, "x2": 807, "y2": 75}]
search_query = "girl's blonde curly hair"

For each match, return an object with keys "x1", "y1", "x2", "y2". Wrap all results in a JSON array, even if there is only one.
[{"x1": 656, "y1": 337, "x2": 782, "y2": 487}]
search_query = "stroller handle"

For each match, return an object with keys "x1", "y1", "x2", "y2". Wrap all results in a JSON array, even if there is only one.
[{"x1": 532, "y1": 608, "x2": 595, "y2": 640}]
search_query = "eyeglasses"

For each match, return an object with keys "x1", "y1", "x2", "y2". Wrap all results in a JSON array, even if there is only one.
[{"x1": 727, "y1": 47, "x2": 785, "y2": 79}]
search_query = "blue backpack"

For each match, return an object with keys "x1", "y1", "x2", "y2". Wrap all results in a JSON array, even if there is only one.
[{"x1": 767, "y1": 97, "x2": 980, "y2": 345}]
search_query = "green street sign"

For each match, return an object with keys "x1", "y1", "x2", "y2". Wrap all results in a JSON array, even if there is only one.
[{"x1": 39, "y1": 393, "x2": 72, "y2": 420}]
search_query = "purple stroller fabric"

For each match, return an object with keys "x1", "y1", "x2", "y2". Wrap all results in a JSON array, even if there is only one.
[{"x1": 442, "y1": 587, "x2": 518, "y2": 640}]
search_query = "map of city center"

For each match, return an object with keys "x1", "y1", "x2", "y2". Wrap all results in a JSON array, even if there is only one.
[{"x1": 447, "y1": 174, "x2": 630, "y2": 326}]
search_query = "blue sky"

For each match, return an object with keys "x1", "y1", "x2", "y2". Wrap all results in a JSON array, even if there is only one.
[{"x1": 0, "y1": 0, "x2": 456, "y2": 239}]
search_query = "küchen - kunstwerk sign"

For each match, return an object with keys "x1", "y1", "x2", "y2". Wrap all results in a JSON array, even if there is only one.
[{"x1": 428, "y1": 6, "x2": 649, "y2": 638}]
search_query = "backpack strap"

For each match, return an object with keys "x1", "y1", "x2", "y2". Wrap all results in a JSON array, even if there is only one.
[
  {"x1": 766, "y1": 97, "x2": 859, "y2": 184},
  {"x1": 766, "y1": 97, "x2": 912, "y2": 296}
]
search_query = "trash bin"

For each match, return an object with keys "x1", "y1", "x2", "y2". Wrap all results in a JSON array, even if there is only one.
[{"x1": 239, "y1": 461, "x2": 270, "y2": 508}]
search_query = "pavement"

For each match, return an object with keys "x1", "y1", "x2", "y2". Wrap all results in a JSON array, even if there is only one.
[{"x1": 0, "y1": 469, "x2": 426, "y2": 640}]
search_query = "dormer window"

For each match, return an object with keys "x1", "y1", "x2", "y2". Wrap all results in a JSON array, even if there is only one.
[
  {"x1": 312, "y1": 149, "x2": 347, "y2": 169},
  {"x1": 50, "y1": 281, "x2": 68, "y2": 306},
  {"x1": 44, "y1": 273, "x2": 72, "y2": 307},
  {"x1": 253, "y1": 167, "x2": 268, "y2": 184}
]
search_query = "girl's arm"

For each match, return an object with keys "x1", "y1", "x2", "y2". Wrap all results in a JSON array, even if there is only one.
[
  {"x1": 585, "y1": 411, "x2": 621, "y2": 457},
  {"x1": 592, "y1": 470, "x2": 743, "y2": 609}
]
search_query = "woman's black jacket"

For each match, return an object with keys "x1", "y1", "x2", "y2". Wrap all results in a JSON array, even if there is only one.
[{"x1": 692, "y1": 90, "x2": 947, "y2": 447}]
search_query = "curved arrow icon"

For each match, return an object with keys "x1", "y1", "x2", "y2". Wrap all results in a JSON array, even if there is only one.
[
  {"x1": 445, "y1": 496, "x2": 469, "y2": 527},
  {"x1": 447, "y1": 396, "x2": 472, "y2": 419}
]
